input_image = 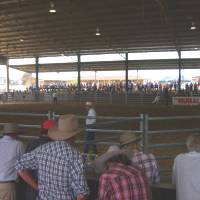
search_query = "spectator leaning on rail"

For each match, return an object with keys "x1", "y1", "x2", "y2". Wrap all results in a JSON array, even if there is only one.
[
  {"x1": 84, "y1": 101, "x2": 97, "y2": 154},
  {"x1": 172, "y1": 134, "x2": 200, "y2": 200},
  {"x1": 120, "y1": 132, "x2": 160, "y2": 184},
  {"x1": 0, "y1": 123, "x2": 25, "y2": 200},
  {"x1": 21, "y1": 119, "x2": 56, "y2": 200},
  {"x1": 15, "y1": 114, "x2": 89, "y2": 200},
  {"x1": 95, "y1": 145, "x2": 151, "y2": 200}
]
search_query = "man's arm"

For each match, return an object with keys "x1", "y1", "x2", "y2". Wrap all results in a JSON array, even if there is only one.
[
  {"x1": 18, "y1": 170, "x2": 38, "y2": 190},
  {"x1": 70, "y1": 157, "x2": 89, "y2": 199}
]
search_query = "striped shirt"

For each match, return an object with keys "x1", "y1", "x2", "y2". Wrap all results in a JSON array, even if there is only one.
[{"x1": 131, "y1": 151, "x2": 160, "y2": 184}]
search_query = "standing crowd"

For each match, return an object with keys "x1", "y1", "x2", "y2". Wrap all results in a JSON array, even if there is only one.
[{"x1": 0, "y1": 102, "x2": 199, "y2": 200}]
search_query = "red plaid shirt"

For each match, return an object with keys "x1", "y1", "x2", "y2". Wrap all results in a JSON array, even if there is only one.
[
  {"x1": 131, "y1": 152, "x2": 160, "y2": 184},
  {"x1": 98, "y1": 163, "x2": 151, "y2": 200}
]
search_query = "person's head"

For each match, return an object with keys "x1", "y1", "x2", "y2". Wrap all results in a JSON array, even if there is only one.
[
  {"x1": 186, "y1": 134, "x2": 200, "y2": 152},
  {"x1": 95, "y1": 145, "x2": 130, "y2": 173},
  {"x1": 3, "y1": 123, "x2": 21, "y2": 138},
  {"x1": 85, "y1": 101, "x2": 93, "y2": 111},
  {"x1": 120, "y1": 132, "x2": 141, "y2": 151},
  {"x1": 41, "y1": 119, "x2": 57, "y2": 135},
  {"x1": 48, "y1": 114, "x2": 81, "y2": 144}
]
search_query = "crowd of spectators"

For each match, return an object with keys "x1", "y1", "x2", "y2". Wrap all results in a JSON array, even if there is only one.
[{"x1": 9, "y1": 80, "x2": 200, "y2": 95}]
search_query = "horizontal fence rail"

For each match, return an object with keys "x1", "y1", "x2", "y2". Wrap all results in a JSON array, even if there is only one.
[{"x1": 0, "y1": 111, "x2": 200, "y2": 178}]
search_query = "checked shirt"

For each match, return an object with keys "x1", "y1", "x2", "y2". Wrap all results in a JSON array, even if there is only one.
[
  {"x1": 98, "y1": 163, "x2": 151, "y2": 200},
  {"x1": 131, "y1": 152, "x2": 160, "y2": 184},
  {"x1": 16, "y1": 141, "x2": 89, "y2": 200}
]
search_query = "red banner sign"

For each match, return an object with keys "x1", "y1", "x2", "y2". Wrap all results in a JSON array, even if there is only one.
[{"x1": 172, "y1": 97, "x2": 200, "y2": 105}]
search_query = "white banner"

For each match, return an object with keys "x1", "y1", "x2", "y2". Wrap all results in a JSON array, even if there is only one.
[{"x1": 172, "y1": 97, "x2": 200, "y2": 105}]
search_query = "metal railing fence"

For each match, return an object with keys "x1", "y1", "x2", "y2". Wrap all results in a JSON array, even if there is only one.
[{"x1": 0, "y1": 111, "x2": 200, "y2": 176}]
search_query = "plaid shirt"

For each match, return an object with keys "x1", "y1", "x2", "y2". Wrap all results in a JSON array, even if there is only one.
[
  {"x1": 16, "y1": 141, "x2": 89, "y2": 200},
  {"x1": 98, "y1": 163, "x2": 151, "y2": 200},
  {"x1": 131, "y1": 152, "x2": 160, "y2": 184}
]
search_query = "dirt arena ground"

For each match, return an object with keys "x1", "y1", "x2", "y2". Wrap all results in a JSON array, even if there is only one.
[{"x1": 0, "y1": 102, "x2": 200, "y2": 179}]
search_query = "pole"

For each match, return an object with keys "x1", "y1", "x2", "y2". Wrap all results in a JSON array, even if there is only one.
[
  {"x1": 77, "y1": 54, "x2": 81, "y2": 93},
  {"x1": 35, "y1": 57, "x2": 39, "y2": 91},
  {"x1": 6, "y1": 59, "x2": 9, "y2": 92},
  {"x1": 125, "y1": 52, "x2": 129, "y2": 92},
  {"x1": 178, "y1": 50, "x2": 182, "y2": 93}
]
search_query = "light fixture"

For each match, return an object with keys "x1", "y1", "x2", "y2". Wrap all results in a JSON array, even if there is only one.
[
  {"x1": 190, "y1": 21, "x2": 196, "y2": 30},
  {"x1": 20, "y1": 39, "x2": 24, "y2": 42},
  {"x1": 194, "y1": 48, "x2": 198, "y2": 50},
  {"x1": 49, "y1": 1, "x2": 56, "y2": 13},
  {"x1": 95, "y1": 27, "x2": 101, "y2": 36}
]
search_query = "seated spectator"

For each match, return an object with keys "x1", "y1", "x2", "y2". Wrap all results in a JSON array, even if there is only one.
[
  {"x1": 21, "y1": 119, "x2": 56, "y2": 200},
  {"x1": 0, "y1": 123, "x2": 24, "y2": 200},
  {"x1": 95, "y1": 145, "x2": 151, "y2": 200},
  {"x1": 16, "y1": 114, "x2": 89, "y2": 200},
  {"x1": 172, "y1": 134, "x2": 200, "y2": 200},
  {"x1": 120, "y1": 132, "x2": 160, "y2": 184}
]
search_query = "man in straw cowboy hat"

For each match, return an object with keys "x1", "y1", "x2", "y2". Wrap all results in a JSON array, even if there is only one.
[
  {"x1": 95, "y1": 145, "x2": 151, "y2": 200},
  {"x1": 0, "y1": 123, "x2": 25, "y2": 200},
  {"x1": 120, "y1": 132, "x2": 160, "y2": 184},
  {"x1": 16, "y1": 115, "x2": 89, "y2": 200},
  {"x1": 84, "y1": 101, "x2": 97, "y2": 154}
]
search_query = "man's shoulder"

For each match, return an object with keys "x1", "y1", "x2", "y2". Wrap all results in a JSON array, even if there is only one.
[{"x1": 175, "y1": 152, "x2": 200, "y2": 161}]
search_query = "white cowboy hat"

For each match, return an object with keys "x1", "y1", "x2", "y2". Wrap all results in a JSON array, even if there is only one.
[
  {"x1": 48, "y1": 114, "x2": 81, "y2": 140},
  {"x1": 85, "y1": 101, "x2": 93, "y2": 107},
  {"x1": 95, "y1": 145, "x2": 125, "y2": 173},
  {"x1": 120, "y1": 132, "x2": 141, "y2": 146},
  {"x1": 3, "y1": 123, "x2": 20, "y2": 134}
]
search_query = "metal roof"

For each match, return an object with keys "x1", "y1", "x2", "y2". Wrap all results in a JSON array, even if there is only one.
[{"x1": 0, "y1": 0, "x2": 199, "y2": 58}]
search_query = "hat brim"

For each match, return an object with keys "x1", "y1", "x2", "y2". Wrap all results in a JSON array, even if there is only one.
[
  {"x1": 120, "y1": 137, "x2": 141, "y2": 146},
  {"x1": 48, "y1": 126, "x2": 82, "y2": 140},
  {"x1": 95, "y1": 150, "x2": 125, "y2": 173}
]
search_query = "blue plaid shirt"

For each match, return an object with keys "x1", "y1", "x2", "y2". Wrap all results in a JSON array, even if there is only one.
[{"x1": 16, "y1": 141, "x2": 89, "y2": 200}]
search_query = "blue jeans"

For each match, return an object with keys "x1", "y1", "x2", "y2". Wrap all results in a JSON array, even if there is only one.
[{"x1": 84, "y1": 125, "x2": 97, "y2": 154}]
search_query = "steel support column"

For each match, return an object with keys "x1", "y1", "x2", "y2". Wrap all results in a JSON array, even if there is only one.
[
  {"x1": 178, "y1": 50, "x2": 181, "y2": 92},
  {"x1": 6, "y1": 59, "x2": 9, "y2": 92},
  {"x1": 35, "y1": 57, "x2": 39, "y2": 91},
  {"x1": 125, "y1": 52, "x2": 129, "y2": 92},
  {"x1": 77, "y1": 54, "x2": 81, "y2": 93}
]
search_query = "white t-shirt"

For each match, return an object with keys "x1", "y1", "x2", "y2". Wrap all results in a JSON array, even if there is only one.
[
  {"x1": 86, "y1": 108, "x2": 96, "y2": 125},
  {"x1": 172, "y1": 151, "x2": 200, "y2": 200}
]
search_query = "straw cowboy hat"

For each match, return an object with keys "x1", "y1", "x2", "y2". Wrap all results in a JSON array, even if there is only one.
[
  {"x1": 48, "y1": 114, "x2": 81, "y2": 140},
  {"x1": 3, "y1": 123, "x2": 20, "y2": 134},
  {"x1": 85, "y1": 101, "x2": 93, "y2": 107},
  {"x1": 120, "y1": 132, "x2": 141, "y2": 146},
  {"x1": 95, "y1": 145, "x2": 125, "y2": 173}
]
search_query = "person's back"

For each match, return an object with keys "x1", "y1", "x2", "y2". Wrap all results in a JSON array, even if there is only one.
[
  {"x1": 17, "y1": 140, "x2": 88, "y2": 200},
  {"x1": 99, "y1": 163, "x2": 150, "y2": 200},
  {"x1": 173, "y1": 152, "x2": 200, "y2": 200},
  {"x1": 172, "y1": 134, "x2": 200, "y2": 200}
]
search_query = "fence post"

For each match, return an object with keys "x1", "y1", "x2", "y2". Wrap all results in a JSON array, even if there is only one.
[
  {"x1": 47, "y1": 111, "x2": 52, "y2": 119},
  {"x1": 143, "y1": 114, "x2": 149, "y2": 153},
  {"x1": 52, "y1": 112, "x2": 56, "y2": 120},
  {"x1": 125, "y1": 91, "x2": 128, "y2": 104},
  {"x1": 140, "y1": 114, "x2": 145, "y2": 152}
]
